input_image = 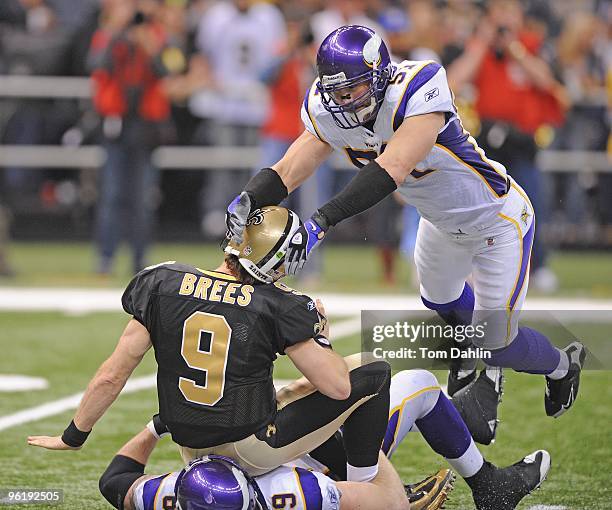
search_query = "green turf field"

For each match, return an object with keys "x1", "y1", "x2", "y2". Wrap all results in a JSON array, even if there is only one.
[
  {"x1": 3, "y1": 242, "x2": 612, "y2": 297},
  {"x1": 1, "y1": 310, "x2": 610, "y2": 509}
]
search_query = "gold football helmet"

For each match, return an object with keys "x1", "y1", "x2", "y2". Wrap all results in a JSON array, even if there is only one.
[{"x1": 223, "y1": 206, "x2": 302, "y2": 283}]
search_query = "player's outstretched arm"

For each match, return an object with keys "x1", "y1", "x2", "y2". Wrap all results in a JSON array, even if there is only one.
[
  {"x1": 337, "y1": 453, "x2": 410, "y2": 510},
  {"x1": 27, "y1": 319, "x2": 152, "y2": 451},
  {"x1": 286, "y1": 340, "x2": 351, "y2": 400},
  {"x1": 99, "y1": 416, "x2": 169, "y2": 510},
  {"x1": 284, "y1": 112, "x2": 445, "y2": 275},
  {"x1": 272, "y1": 129, "x2": 333, "y2": 193},
  {"x1": 225, "y1": 130, "x2": 332, "y2": 242}
]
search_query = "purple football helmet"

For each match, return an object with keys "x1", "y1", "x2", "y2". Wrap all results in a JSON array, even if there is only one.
[
  {"x1": 316, "y1": 25, "x2": 392, "y2": 129},
  {"x1": 176, "y1": 455, "x2": 265, "y2": 510}
]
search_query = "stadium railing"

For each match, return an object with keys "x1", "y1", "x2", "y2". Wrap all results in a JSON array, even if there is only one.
[{"x1": 0, "y1": 75, "x2": 609, "y2": 173}]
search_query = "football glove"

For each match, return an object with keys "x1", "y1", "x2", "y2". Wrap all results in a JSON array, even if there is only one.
[
  {"x1": 285, "y1": 216, "x2": 326, "y2": 275},
  {"x1": 225, "y1": 191, "x2": 253, "y2": 244}
]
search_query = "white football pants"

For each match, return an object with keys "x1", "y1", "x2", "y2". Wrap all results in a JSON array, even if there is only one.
[{"x1": 415, "y1": 181, "x2": 535, "y2": 349}]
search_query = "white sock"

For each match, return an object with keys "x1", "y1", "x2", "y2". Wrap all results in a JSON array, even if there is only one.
[
  {"x1": 547, "y1": 350, "x2": 569, "y2": 380},
  {"x1": 446, "y1": 439, "x2": 484, "y2": 478},
  {"x1": 346, "y1": 463, "x2": 379, "y2": 482}
]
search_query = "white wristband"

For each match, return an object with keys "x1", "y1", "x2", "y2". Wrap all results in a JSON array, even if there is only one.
[{"x1": 146, "y1": 420, "x2": 161, "y2": 439}]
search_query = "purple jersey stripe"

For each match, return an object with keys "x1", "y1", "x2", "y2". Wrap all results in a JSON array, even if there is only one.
[
  {"x1": 142, "y1": 475, "x2": 165, "y2": 510},
  {"x1": 295, "y1": 467, "x2": 323, "y2": 510},
  {"x1": 392, "y1": 62, "x2": 442, "y2": 131},
  {"x1": 382, "y1": 409, "x2": 400, "y2": 455},
  {"x1": 509, "y1": 219, "x2": 535, "y2": 310},
  {"x1": 436, "y1": 120, "x2": 508, "y2": 197}
]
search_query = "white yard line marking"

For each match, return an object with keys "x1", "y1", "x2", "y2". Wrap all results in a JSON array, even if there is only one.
[
  {"x1": 0, "y1": 375, "x2": 49, "y2": 392},
  {"x1": 0, "y1": 287, "x2": 611, "y2": 315},
  {"x1": 0, "y1": 375, "x2": 294, "y2": 432},
  {"x1": 0, "y1": 317, "x2": 364, "y2": 432}
]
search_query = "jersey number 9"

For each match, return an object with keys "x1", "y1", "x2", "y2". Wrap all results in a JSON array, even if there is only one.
[{"x1": 179, "y1": 311, "x2": 232, "y2": 406}]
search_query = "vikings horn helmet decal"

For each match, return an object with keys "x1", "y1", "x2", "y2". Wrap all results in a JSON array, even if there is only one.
[
  {"x1": 316, "y1": 25, "x2": 392, "y2": 129},
  {"x1": 224, "y1": 206, "x2": 301, "y2": 283}
]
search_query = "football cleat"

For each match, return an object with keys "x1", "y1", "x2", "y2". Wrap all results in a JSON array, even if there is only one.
[
  {"x1": 469, "y1": 450, "x2": 551, "y2": 510},
  {"x1": 451, "y1": 368, "x2": 503, "y2": 445},
  {"x1": 405, "y1": 469, "x2": 455, "y2": 510},
  {"x1": 545, "y1": 341, "x2": 587, "y2": 418},
  {"x1": 447, "y1": 366, "x2": 477, "y2": 397}
]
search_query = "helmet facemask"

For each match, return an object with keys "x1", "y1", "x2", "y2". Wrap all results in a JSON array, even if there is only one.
[
  {"x1": 317, "y1": 67, "x2": 390, "y2": 129},
  {"x1": 316, "y1": 29, "x2": 392, "y2": 129}
]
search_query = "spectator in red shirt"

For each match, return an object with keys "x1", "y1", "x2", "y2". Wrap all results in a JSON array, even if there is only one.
[
  {"x1": 448, "y1": 0, "x2": 569, "y2": 292},
  {"x1": 88, "y1": 0, "x2": 184, "y2": 275},
  {"x1": 258, "y1": 11, "x2": 330, "y2": 282}
]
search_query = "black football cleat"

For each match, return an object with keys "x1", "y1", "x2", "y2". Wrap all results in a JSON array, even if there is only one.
[
  {"x1": 468, "y1": 450, "x2": 551, "y2": 510},
  {"x1": 405, "y1": 469, "x2": 455, "y2": 510},
  {"x1": 545, "y1": 341, "x2": 587, "y2": 418},
  {"x1": 447, "y1": 366, "x2": 477, "y2": 397},
  {"x1": 447, "y1": 342, "x2": 478, "y2": 397},
  {"x1": 451, "y1": 368, "x2": 503, "y2": 445}
]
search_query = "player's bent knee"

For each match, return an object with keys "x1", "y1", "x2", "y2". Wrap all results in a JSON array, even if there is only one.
[
  {"x1": 99, "y1": 455, "x2": 145, "y2": 510},
  {"x1": 393, "y1": 369, "x2": 439, "y2": 393},
  {"x1": 349, "y1": 360, "x2": 391, "y2": 397}
]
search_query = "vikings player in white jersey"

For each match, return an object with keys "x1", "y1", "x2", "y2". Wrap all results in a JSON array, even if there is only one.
[
  {"x1": 225, "y1": 25, "x2": 586, "y2": 444},
  {"x1": 98, "y1": 370, "x2": 550, "y2": 510}
]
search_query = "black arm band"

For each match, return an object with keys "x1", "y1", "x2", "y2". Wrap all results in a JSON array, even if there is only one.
[
  {"x1": 244, "y1": 167, "x2": 288, "y2": 208},
  {"x1": 316, "y1": 160, "x2": 397, "y2": 229},
  {"x1": 99, "y1": 454, "x2": 146, "y2": 510},
  {"x1": 61, "y1": 420, "x2": 91, "y2": 448}
]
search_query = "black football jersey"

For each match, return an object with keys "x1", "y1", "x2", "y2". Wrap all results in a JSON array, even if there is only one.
[{"x1": 121, "y1": 262, "x2": 323, "y2": 448}]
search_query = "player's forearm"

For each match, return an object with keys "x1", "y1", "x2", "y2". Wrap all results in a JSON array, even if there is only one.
[
  {"x1": 272, "y1": 129, "x2": 333, "y2": 193},
  {"x1": 337, "y1": 454, "x2": 409, "y2": 510},
  {"x1": 371, "y1": 454, "x2": 405, "y2": 494},
  {"x1": 286, "y1": 341, "x2": 351, "y2": 400},
  {"x1": 117, "y1": 428, "x2": 159, "y2": 466},
  {"x1": 315, "y1": 349, "x2": 351, "y2": 399},
  {"x1": 73, "y1": 361, "x2": 130, "y2": 431},
  {"x1": 314, "y1": 160, "x2": 397, "y2": 230}
]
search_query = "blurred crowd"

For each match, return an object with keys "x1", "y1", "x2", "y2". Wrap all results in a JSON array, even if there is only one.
[{"x1": 0, "y1": 0, "x2": 610, "y2": 286}]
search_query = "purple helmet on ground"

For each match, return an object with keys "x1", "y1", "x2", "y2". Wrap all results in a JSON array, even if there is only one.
[
  {"x1": 176, "y1": 455, "x2": 265, "y2": 510},
  {"x1": 316, "y1": 25, "x2": 392, "y2": 129}
]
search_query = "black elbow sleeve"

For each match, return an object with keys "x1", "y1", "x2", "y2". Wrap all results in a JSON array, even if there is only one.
[
  {"x1": 99, "y1": 455, "x2": 145, "y2": 510},
  {"x1": 244, "y1": 168, "x2": 288, "y2": 208}
]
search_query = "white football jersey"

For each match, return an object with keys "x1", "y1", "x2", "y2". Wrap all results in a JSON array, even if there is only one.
[
  {"x1": 301, "y1": 60, "x2": 511, "y2": 234},
  {"x1": 132, "y1": 463, "x2": 340, "y2": 510}
]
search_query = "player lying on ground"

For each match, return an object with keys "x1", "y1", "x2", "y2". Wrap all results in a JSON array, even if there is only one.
[
  {"x1": 225, "y1": 24, "x2": 587, "y2": 445},
  {"x1": 29, "y1": 207, "x2": 391, "y2": 485},
  {"x1": 99, "y1": 370, "x2": 550, "y2": 510}
]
